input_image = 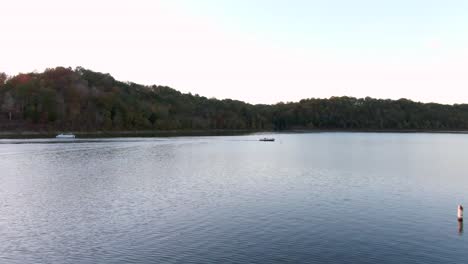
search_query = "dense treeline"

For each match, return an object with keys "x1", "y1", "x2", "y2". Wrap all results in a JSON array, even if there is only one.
[{"x1": 1, "y1": 67, "x2": 468, "y2": 132}]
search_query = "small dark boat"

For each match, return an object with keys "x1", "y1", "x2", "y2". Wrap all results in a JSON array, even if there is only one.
[{"x1": 259, "y1": 138, "x2": 275, "y2": 142}]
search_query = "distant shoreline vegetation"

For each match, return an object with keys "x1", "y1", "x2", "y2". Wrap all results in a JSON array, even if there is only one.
[
  {"x1": 3, "y1": 129, "x2": 468, "y2": 139},
  {"x1": 1, "y1": 67, "x2": 468, "y2": 136}
]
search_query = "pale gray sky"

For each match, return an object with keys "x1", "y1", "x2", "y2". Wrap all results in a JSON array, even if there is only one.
[{"x1": 1, "y1": 0, "x2": 468, "y2": 104}]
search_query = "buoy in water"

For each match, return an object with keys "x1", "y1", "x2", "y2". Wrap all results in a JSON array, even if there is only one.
[{"x1": 458, "y1": 205, "x2": 464, "y2": 222}]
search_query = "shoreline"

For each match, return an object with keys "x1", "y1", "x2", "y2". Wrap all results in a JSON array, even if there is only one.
[
  {"x1": 2, "y1": 129, "x2": 468, "y2": 139},
  {"x1": 0, "y1": 130, "x2": 257, "y2": 139}
]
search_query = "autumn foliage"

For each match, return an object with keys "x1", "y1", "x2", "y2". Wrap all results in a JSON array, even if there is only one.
[{"x1": 1, "y1": 67, "x2": 468, "y2": 132}]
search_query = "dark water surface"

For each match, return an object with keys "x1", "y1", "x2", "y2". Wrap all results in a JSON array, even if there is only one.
[{"x1": 0, "y1": 133, "x2": 467, "y2": 263}]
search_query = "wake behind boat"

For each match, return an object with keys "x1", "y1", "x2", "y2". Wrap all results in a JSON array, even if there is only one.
[{"x1": 56, "y1": 133, "x2": 76, "y2": 139}]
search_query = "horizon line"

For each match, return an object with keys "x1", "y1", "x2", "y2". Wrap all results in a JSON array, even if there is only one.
[{"x1": 3, "y1": 66, "x2": 467, "y2": 107}]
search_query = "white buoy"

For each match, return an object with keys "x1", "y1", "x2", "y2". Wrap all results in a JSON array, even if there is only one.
[{"x1": 458, "y1": 205, "x2": 464, "y2": 222}]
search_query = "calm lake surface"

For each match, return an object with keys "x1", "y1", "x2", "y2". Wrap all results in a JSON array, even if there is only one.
[{"x1": 0, "y1": 133, "x2": 467, "y2": 263}]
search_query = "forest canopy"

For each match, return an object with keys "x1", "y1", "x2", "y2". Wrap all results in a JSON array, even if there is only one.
[{"x1": 1, "y1": 67, "x2": 468, "y2": 132}]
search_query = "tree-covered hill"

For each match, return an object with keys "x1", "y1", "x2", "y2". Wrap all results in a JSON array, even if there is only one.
[{"x1": 1, "y1": 67, "x2": 468, "y2": 132}]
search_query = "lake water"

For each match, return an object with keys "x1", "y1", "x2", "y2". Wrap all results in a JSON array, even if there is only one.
[{"x1": 0, "y1": 133, "x2": 467, "y2": 263}]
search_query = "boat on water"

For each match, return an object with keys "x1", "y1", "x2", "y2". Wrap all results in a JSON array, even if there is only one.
[
  {"x1": 259, "y1": 138, "x2": 275, "y2": 142},
  {"x1": 56, "y1": 133, "x2": 76, "y2": 139}
]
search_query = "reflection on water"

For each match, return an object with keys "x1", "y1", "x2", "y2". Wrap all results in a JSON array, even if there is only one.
[
  {"x1": 459, "y1": 221, "x2": 464, "y2": 235},
  {"x1": 0, "y1": 133, "x2": 467, "y2": 264}
]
